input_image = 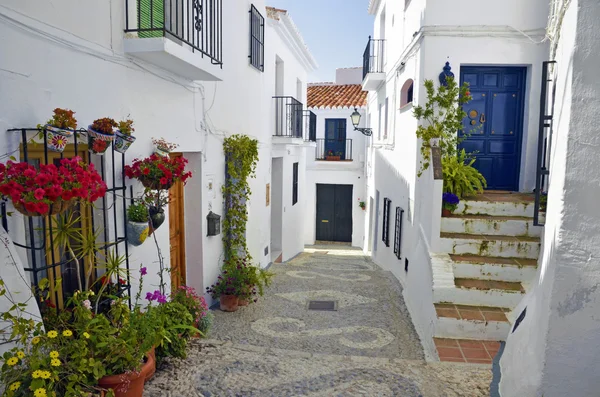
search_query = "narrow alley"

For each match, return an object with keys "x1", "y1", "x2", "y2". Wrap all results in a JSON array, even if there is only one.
[{"x1": 145, "y1": 247, "x2": 491, "y2": 396}]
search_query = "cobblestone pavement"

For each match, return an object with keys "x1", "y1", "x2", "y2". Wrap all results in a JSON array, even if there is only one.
[
  {"x1": 210, "y1": 247, "x2": 424, "y2": 359},
  {"x1": 145, "y1": 340, "x2": 492, "y2": 396},
  {"x1": 146, "y1": 247, "x2": 492, "y2": 396}
]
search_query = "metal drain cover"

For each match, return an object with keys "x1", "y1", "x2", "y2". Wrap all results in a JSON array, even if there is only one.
[{"x1": 307, "y1": 300, "x2": 338, "y2": 311}]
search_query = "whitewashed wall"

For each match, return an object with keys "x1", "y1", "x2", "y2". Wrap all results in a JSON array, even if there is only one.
[
  {"x1": 0, "y1": 0, "x2": 313, "y2": 308},
  {"x1": 500, "y1": 1, "x2": 600, "y2": 395}
]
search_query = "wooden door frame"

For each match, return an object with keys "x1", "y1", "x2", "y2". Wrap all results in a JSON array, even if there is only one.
[{"x1": 168, "y1": 152, "x2": 186, "y2": 292}]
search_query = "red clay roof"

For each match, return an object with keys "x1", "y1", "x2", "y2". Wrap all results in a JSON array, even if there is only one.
[{"x1": 307, "y1": 84, "x2": 367, "y2": 109}]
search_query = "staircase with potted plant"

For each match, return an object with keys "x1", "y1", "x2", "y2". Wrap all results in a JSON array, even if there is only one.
[{"x1": 431, "y1": 192, "x2": 542, "y2": 363}]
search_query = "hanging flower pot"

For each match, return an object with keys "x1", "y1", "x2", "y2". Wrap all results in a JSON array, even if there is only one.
[
  {"x1": 152, "y1": 137, "x2": 178, "y2": 157},
  {"x1": 219, "y1": 295, "x2": 239, "y2": 312},
  {"x1": 126, "y1": 221, "x2": 149, "y2": 246},
  {"x1": 124, "y1": 154, "x2": 192, "y2": 191},
  {"x1": 13, "y1": 198, "x2": 73, "y2": 217},
  {"x1": 139, "y1": 175, "x2": 174, "y2": 190},
  {"x1": 88, "y1": 118, "x2": 117, "y2": 155},
  {"x1": 114, "y1": 119, "x2": 136, "y2": 154},
  {"x1": 45, "y1": 125, "x2": 74, "y2": 153},
  {"x1": 148, "y1": 206, "x2": 165, "y2": 231}
]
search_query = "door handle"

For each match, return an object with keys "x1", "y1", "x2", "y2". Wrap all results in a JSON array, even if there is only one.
[
  {"x1": 480, "y1": 113, "x2": 486, "y2": 123},
  {"x1": 321, "y1": 220, "x2": 329, "y2": 223}
]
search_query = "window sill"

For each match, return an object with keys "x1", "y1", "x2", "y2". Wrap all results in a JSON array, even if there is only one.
[{"x1": 400, "y1": 102, "x2": 413, "y2": 111}]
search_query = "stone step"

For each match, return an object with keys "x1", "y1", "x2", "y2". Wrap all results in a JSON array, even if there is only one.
[
  {"x1": 434, "y1": 303, "x2": 511, "y2": 341},
  {"x1": 440, "y1": 232, "x2": 540, "y2": 259},
  {"x1": 456, "y1": 199, "x2": 534, "y2": 217},
  {"x1": 434, "y1": 278, "x2": 525, "y2": 307},
  {"x1": 434, "y1": 337, "x2": 502, "y2": 364},
  {"x1": 450, "y1": 254, "x2": 538, "y2": 282},
  {"x1": 441, "y1": 214, "x2": 542, "y2": 237}
]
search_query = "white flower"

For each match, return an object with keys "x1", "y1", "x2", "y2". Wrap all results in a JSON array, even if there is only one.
[
  {"x1": 82, "y1": 300, "x2": 92, "y2": 310},
  {"x1": 110, "y1": 300, "x2": 116, "y2": 306}
]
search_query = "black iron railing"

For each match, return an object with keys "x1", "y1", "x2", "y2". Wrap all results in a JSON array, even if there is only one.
[
  {"x1": 315, "y1": 139, "x2": 353, "y2": 161},
  {"x1": 362, "y1": 36, "x2": 386, "y2": 80},
  {"x1": 249, "y1": 5, "x2": 265, "y2": 72},
  {"x1": 304, "y1": 110, "x2": 317, "y2": 142},
  {"x1": 2, "y1": 128, "x2": 132, "y2": 310},
  {"x1": 273, "y1": 96, "x2": 303, "y2": 138},
  {"x1": 534, "y1": 61, "x2": 557, "y2": 226},
  {"x1": 125, "y1": 0, "x2": 223, "y2": 67}
]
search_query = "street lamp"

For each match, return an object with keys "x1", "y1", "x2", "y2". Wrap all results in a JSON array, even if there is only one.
[{"x1": 350, "y1": 108, "x2": 373, "y2": 136}]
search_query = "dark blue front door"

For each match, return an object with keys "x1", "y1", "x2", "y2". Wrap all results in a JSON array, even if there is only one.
[
  {"x1": 459, "y1": 67, "x2": 526, "y2": 191},
  {"x1": 325, "y1": 119, "x2": 347, "y2": 160}
]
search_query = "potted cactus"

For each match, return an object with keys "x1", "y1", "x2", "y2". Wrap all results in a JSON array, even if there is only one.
[
  {"x1": 114, "y1": 118, "x2": 136, "y2": 154},
  {"x1": 88, "y1": 117, "x2": 117, "y2": 155},
  {"x1": 43, "y1": 108, "x2": 78, "y2": 152}
]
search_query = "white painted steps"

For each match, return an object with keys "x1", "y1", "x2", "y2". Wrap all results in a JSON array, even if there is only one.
[
  {"x1": 455, "y1": 198, "x2": 535, "y2": 217},
  {"x1": 440, "y1": 232, "x2": 541, "y2": 259},
  {"x1": 441, "y1": 214, "x2": 542, "y2": 237},
  {"x1": 434, "y1": 277, "x2": 525, "y2": 307},
  {"x1": 450, "y1": 254, "x2": 538, "y2": 282},
  {"x1": 434, "y1": 303, "x2": 511, "y2": 341}
]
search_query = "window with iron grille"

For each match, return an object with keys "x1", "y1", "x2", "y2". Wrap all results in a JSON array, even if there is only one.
[
  {"x1": 292, "y1": 162, "x2": 298, "y2": 205},
  {"x1": 394, "y1": 207, "x2": 404, "y2": 258},
  {"x1": 249, "y1": 5, "x2": 265, "y2": 72},
  {"x1": 382, "y1": 198, "x2": 391, "y2": 247}
]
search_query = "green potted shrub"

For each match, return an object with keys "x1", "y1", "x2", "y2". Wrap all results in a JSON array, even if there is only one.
[
  {"x1": 171, "y1": 285, "x2": 213, "y2": 337},
  {"x1": 114, "y1": 118, "x2": 136, "y2": 154},
  {"x1": 127, "y1": 203, "x2": 150, "y2": 246},
  {"x1": 43, "y1": 108, "x2": 78, "y2": 153},
  {"x1": 442, "y1": 149, "x2": 487, "y2": 199},
  {"x1": 206, "y1": 268, "x2": 245, "y2": 312},
  {"x1": 88, "y1": 117, "x2": 117, "y2": 155}
]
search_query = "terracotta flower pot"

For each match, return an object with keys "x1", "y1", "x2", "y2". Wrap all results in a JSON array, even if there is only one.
[
  {"x1": 98, "y1": 355, "x2": 153, "y2": 397},
  {"x1": 138, "y1": 175, "x2": 174, "y2": 191},
  {"x1": 219, "y1": 295, "x2": 239, "y2": 312},
  {"x1": 441, "y1": 208, "x2": 452, "y2": 217},
  {"x1": 237, "y1": 297, "x2": 249, "y2": 307},
  {"x1": 145, "y1": 347, "x2": 156, "y2": 381},
  {"x1": 13, "y1": 198, "x2": 73, "y2": 217},
  {"x1": 325, "y1": 155, "x2": 341, "y2": 161}
]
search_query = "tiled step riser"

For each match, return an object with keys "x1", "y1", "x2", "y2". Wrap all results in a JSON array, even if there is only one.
[
  {"x1": 435, "y1": 318, "x2": 510, "y2": 341},
  {"x1": 456, "y1": 201, "x2": 534, "y2": 217},
  {"x1": 440, "y1": 238, "x2": 540, "y2": 259},
  {"x1": 441, "y1": 218, "x2": 542, "y2": 237},
  {"x1": 434, "y1": 288, "x2": 523, "y2": 308},
  {"x1": 452, "y1": 262, "x2": 538, "y2": 282}
]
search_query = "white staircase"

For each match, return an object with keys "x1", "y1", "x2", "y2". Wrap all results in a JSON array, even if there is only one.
[{"x1": 432, "y1": 194, "x2": 542, "y2": 343}]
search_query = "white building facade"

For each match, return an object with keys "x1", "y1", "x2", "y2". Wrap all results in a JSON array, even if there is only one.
[
  {"x1": 304, "y1": 68, "x2": 368, "y2": 249},
  {"x1": 0, "y1": 0, "x2": 316, "y2": 324}
]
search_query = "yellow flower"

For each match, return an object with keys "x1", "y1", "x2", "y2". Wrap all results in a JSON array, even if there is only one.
[
  {"x1": 6, "y1": 357, "x2": 18, "y2": 366},
  {"x1": 16, "y1": 351, "x2": 25, "y2": 359},
  {"x1": 32, "y1": 370, "x2": 43, "y2": 379},
  {"x1": 49, "y1": 351, "x2": 59, "y2": 359},
  {"x1": 32, "y1": 336, "x2": 41, "y2": 345},
  {"x1": 34, "y1": 388, "x2": 47, "y2": 397},
  {"x1": 9, "y1": 382, "x2": 21, "y2": 391},
  {"x1": 51, "y1": 358, "x2": 61, "y2": 367},
  {"x1": 62, "y1": 330, "x2": 73, "y2": 337},
  {"x1": 47, "y1": 330, "x2": 58, "y2": 338},
  {"x1": 40, "y1": 370, "x2": 51, "y2": 379},
  {"x1": 83, "y1": 332, "x2": 90, "y2": 339},
  {"x1": 89, "y1": 291, "x2": 95, "y2": 296}
]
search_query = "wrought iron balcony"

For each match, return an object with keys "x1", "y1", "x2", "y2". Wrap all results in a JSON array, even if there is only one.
[
  {"x1": 316, "y1": 139, "x2": 353, "y2": 161},
  {"x1": 362, "y1": 36, "x2": 386, "y2": 90},
  {"x1": 124, "y1": 0, "x2": 223, "y2": 80},
  {"x1": 304, "y1": 110, "x2": 317, "y2": 142},
  {"x1": 273, "y1": 96, "x2": 304, "y2": 138}
]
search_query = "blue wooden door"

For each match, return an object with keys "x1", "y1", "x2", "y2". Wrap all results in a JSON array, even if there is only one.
[
  {"x1": 459, "y1": 67, "x2": 526, "y2": 191},
  {"x1": 325, "y1": 119, "x2": 347, "y2": 159}
]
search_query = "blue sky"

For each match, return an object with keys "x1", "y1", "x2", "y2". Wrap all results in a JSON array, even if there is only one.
[{"x1": 267, "y1": 0, "x2": 374, "y2": 82}]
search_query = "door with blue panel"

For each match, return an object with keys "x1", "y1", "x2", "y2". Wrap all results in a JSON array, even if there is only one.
[
  {"x1": 325, "y1": 119, "x2": 347, "y2": 160},
  {"x1": 459, "y1": 67, "x2": 526, "y2": 191}
]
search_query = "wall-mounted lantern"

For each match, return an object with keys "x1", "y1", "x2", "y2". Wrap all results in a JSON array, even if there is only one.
[
  {"x1": 206, "y1": 211, "x2": 221, "y2": 236},
  {"x1": 350, "y1": 108, "x2": 373, "y2": 136},
  {"x1": 439, "y1": 61, "x2": 454, "y2": 86}
]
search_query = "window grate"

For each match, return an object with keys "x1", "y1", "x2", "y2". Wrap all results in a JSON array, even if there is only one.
[
  {"x1": 292, "y1": 162, "x2": 299, "y2": 205},
  {"x1": 2, "y1": 128, "x2": 132, "y2": 310},
  {"x1": 382, "y1": 197, "x2": 391, "y2": 247},
  {"x1": 249, "y1": 5, "x2": 265, "y2": 72},
  {"x1": 394, "y1": 206, "x2": 404, "y2": 258}
]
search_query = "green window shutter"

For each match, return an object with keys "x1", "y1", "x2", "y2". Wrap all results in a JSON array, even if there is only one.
[{"x1": 138, "y1": 0, "x2": 164, "y2": 38}]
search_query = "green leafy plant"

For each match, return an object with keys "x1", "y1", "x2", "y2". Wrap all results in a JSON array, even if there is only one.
[
  {"x1": 90, "y1": 118, "x2": 117, "y2": 135},
  {"x1": 117, "y1": 119, "x2": 135, "y2": 136},
  {"x1": 171, "y1": 285, "x2": 212, "y2": 335},
  {"x1": 127, "y1": 202, "x2": 149, "y2": 223},
  {"x1": 222, "y1": 134, "x2": 259, "y2": 261},
  {"x1": 413, "y1": 77, "x2": 473, "y2": 175},
  {"x1": 442, "y1": 149, "x2": 487, "y2": 199}
]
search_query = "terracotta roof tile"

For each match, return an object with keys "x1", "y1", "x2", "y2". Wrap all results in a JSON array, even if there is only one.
[
  {"x1": 307, "y1": 84, "x2": 367, "y2": 109},
  {"x1": 265, "y1": 6, "x2": 287, "y2": 20}
]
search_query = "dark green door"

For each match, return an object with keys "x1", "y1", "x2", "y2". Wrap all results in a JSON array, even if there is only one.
[{"x1": 316, "y1": 184, "x2": 353, "y2": 242}]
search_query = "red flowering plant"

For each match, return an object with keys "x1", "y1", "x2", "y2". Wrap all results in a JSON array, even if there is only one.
[
  {"x1": 124, "y1": 153, "x2": 192, "y2": 191},
  {"x1": 0, "y1": 157, "x2": 107, "y2": 216}
]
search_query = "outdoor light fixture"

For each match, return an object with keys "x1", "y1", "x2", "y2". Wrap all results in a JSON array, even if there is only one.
[
  {"x1": 351, "y1": 108, "x2": 373, "y2": 136},
  {"x1": 206, "y1": 211, "x2": 221, "y2": 236}
]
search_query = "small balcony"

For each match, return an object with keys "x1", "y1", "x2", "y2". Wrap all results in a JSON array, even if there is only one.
[
  {"x1": 303, "y1": 110, "x2": 317, "y2": 142},
  {"x1": 316, "y1": 139, "x2": 353, "y2": 161},
  {"x1": 273, "y1": 96, "x2": 304, "y2": 139},
  {"x1": 124, "y1": 0, "x2": 223, "y2": 81},
  {"x1": 362, "y1": 36, "x2": 386, "y2": 91}
]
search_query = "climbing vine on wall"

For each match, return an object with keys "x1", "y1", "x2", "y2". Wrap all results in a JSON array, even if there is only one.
[{"x1": 222, "y1": 134, "x2": 259, "y2": 263}]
